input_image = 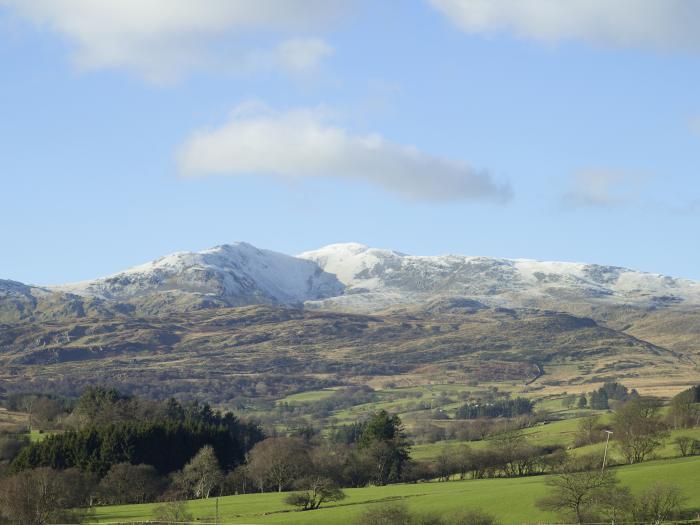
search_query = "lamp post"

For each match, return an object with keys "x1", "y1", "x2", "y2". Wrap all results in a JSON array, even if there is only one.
[{"x1": 602, "y1": 430, "x2": 613, "y2": 472}]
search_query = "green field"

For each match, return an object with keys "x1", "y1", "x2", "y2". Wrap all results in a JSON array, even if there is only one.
[
  {"x1": 90, "y1": 456, "x2": 700, "y2": 525},
  {"x1": 412, "y1": 414, "x2": 700, "y2": 462}
]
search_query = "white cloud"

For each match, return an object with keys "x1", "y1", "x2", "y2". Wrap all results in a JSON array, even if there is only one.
[
  {"x1": 563, "y1": 169, "x2": 645, "y2": 208},
  {"x1": 2, "y1": 0, "x2": 347, "y2": 81},
  {"x1": 429, "y1": 0, "x2": 700, "y2": 51},
  {"x1": 275, "y1": 38, "x2": 334, "y2": 73},
  {"x1": 177, "y1": 104, "x2": 511, "y2": 203}
]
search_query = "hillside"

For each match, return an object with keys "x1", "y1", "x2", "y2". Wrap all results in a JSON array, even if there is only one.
[
  {"x1": 1, "y1": 242, "x2": 699, "y2": 404},
  {"x1": 2, "y1": 242, "x2": 700, "y2": 324},
  {"x1": 0, "y1": 302, "x2": 693, "y2": 403},
  {"x1": 90, "y1": 456, "x2": 700, "y2": 525}
]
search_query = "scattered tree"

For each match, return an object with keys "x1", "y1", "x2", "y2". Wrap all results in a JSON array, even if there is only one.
[
  {"x1": 673, "y1": 436, "x2": 699, "y2": 457},
  {"x1": 98, "y1": 463, "x2": 166, "y2": 504},
  {"x1": 358, "y1": 411, "x2": 410, "y2": 485},
  {"x1": 174, "y1": 445, "x2": 223, "y2": 499},
  {"x1": 537, "y1": 467, "x2": 619, "y2": 524},
  {"x1": 247, "y1": 437, "x2": 309, "y2": 492},
  {"x1": 612, "y1": 397, "x2": 668, "y2": 463},
  {"x1": 284, "y1": 477, "x2": 346, "y2": 510},
  {"x1": 668, "y1": 386, "x2": 700, "y2": 429},
  {"x1": 152, "y1": 500, "x2": 193, "y2": 524},
  {"x1": 629, "y1": 483, "x2": 686, "y2": 525}
]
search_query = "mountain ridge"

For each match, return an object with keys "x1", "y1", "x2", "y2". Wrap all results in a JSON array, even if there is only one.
[{"x1": 2, "y1": 241, "x2": 700, "y2": 324}]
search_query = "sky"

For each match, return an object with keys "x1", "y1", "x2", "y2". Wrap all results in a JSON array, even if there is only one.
[{"x1": 1, "y1": 0, "x2": 699, "y2": 285}]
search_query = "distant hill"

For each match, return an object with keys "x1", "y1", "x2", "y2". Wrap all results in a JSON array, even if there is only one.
[
  {"x1": 2, "y1": 241, "x2": 699, "y2": 322},
  {"x1": 1, "y1": 242, "x2": 698, "y2": 402}
]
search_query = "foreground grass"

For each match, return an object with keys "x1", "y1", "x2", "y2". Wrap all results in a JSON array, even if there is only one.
[{"x1": 90, "y1": 455, "x2": 700, "y2": 525}]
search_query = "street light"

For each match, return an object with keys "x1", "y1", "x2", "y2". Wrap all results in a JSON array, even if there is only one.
[{"x1": 602, "y1": 430, "x2": 613, "y2": 472}]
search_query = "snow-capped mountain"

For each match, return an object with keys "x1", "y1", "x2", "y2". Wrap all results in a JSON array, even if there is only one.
[
  {"x1": 52, "y1": 242, "x2": 344, "y2": 307},
  {"x1": 3, "y1": 241, "x2": 700, "y2": 322},
  {"x1": 299, "y1": 243, "x2": 700, "y2": 311}
]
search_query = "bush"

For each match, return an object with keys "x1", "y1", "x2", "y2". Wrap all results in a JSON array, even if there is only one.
[
  {"x1": 355, "y1": 503, "x2": 415, "y2": 525},
  {"x1": 451, "y1": 509, "x2": 500, "y2": 525},
  {"x1": 152, "y1": 500, "x2": 193, "y2": 524}
]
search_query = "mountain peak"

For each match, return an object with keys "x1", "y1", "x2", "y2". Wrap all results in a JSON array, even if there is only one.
[
  {"x1": 51, "y1": 242, "x2": 344, "y2": 307},
  {"x1": 3, "y1": 241, "x2": 699, "y2": 321}
]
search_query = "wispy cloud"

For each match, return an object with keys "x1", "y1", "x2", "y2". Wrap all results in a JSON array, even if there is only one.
[
  {"x1": 2, "y1": 0, "x2": 348, "y2": 81},
  {"x1": 429, "y1": 0, "x2": 700, "y2": 52},
  {"x1": 562, "y1": 169, "x2": 646, "y2": 208},
  {"x1": 177, "y1": 103, "x2": 512, "y2": 203}
]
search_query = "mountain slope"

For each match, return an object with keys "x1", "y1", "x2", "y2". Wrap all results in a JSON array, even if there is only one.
[
  {"x1": 2, "y1": 241, "x2": 700, "y2": 329},
  {"x1": 299, "y1": 243, "x2": 700, "y2": 311},
  {"x1": 52, "y1": 242, "x2": 344, "y2": 308},
  {"x1": 0, "y1": 303, "x2": 690, "y2": 402}
]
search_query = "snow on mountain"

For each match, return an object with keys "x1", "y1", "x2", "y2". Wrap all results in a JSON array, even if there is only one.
[
  {"x1": 52, "y1": 242, "x2": 344, "y2": 306},
  {"x1": 299, "y1": 243, "x2": 700, "y2": 310},
  {"x1": 3, "y1": 241, "x2": 696, "y2": 316}
]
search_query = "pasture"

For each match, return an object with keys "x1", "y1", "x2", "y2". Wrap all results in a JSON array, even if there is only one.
[{"x1": 90, "y1": 455, "x2": 700, "y2": 525}]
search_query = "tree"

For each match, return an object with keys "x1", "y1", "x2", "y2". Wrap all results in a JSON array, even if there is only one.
[
  {"x1": 98, "y1": 463, "x2": 166, "y2": 504},
  {"x1": 668, "y1": 387, "x2": 700, "y2": 429},
  {"x1": 612, "y1": 397, "x2": 668, "y2": 463},
  {"x1": 537, "y1": 468, "x2": 619, "y2": 524},
  {"x1": 0, "y1": 467, "x2": 91, "y2": 525},
  {"x1": 577, "y1": 395, "x2": 588, "y2": 409},
  {"x1": 222, "y1": 465, "x2": 253, "y2": 495},
  {"x1": 674, "y1": 436, "x2": 699, "y2": 457},
  {"x1": 629, "y1": 483, "x2": 686, "y2": 525},
  {"x1": 589, "y1": 389, "x2": 609, "y2": 410},
  {"x1": 435, "y1": 446, "x2": 458, "y2": 481},
  {"x1": 246, "y1": 437, "x2": 309, "y2": 492},
  {"x1": 596, "y1": 486, "x2": 633, "y2": 525},
  {"x1": 358, "y1": 411, "x2": 411, "y2": 485},
  {"x1": 574, "y1": 415, "x2": 604, "y2": 447},
  {"x1": 284, "y1": 477, "x2": 346, "y2": 511},
  {"x1": 152, "y1": 500, "x2": 193, "y2": 524},
  {"x1": 174, "y1": 445, "x2": 223, "y2": 499}
]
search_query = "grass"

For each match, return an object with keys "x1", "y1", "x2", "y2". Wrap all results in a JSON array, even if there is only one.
[
  {"x1": 276, "y1": 389, "x2": 339, "y2": 405},
  {"x1": 89, "y1": 455, "x2": 700, "y2": 525}
]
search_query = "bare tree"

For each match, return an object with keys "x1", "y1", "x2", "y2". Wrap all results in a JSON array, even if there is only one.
[
  {"x1": 284, "y1": 477, "x2": 346, "y2": 511},
  {"x1": 612, "y1": 397, "x2": 668, "y2": 463},
  {"x1": 574, "y1": 415, "x2": 604, "y2": 447},
  {"x1": 630, "y1": 483, "x2": 686, "y2": 525},
  {"x1": 98, "y1": 463, "x2": 166, "y2": 504},
  {"x1": 152, "y1": 500, "x2": 193, "y2": 524},
  {"x1": 246, "y1": 437, "x2": 309, "y2": 492},
  {"x1": 0, "y1": 468, "x2": 91, "y2": 525},
  {"x1": 175, "y1": 445, "x2": 223, "y2": 499},
  {"x1": 673, "y1": 436, "x2": 698, "y2": 457},
  {"x1": 537, "y1": 468, "x2": 619, "y2": 524}
]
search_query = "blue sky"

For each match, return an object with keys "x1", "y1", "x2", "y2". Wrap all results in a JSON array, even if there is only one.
[{"x1": 1, "y1": 0, "x2": 699, "y2": 284}]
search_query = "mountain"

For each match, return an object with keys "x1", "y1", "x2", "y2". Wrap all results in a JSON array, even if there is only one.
[
  {"x1": 1, "y1": 242, "x2": 699, "y2": 403},
  {"x1": 0, "y1": 303, "x2": 690, "y2": 402},
  {"x1": 0, "y1": 279, "x2": 122, "y2": 323},
  {"x1": 3, "y1": 241, "x2": 700, "y2": 324},
  {"x1": 50, "y1": 242, "x2": 344, "y2": 311},
  {"x1": 299, "y1": 243, "x2": 700, "y2": 312}
]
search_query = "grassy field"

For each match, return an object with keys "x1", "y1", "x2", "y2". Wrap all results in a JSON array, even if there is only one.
[
  {"x1": 90, "y1": 456, "x2": 700, "y2": 525},
  {"x1": 412, "y1": 414, "x2": 700, "y2": 462}
]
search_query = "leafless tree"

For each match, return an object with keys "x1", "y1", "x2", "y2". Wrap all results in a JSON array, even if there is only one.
[{"x1": 537, "y1": 467, "x2": 619, "y2": 524}]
